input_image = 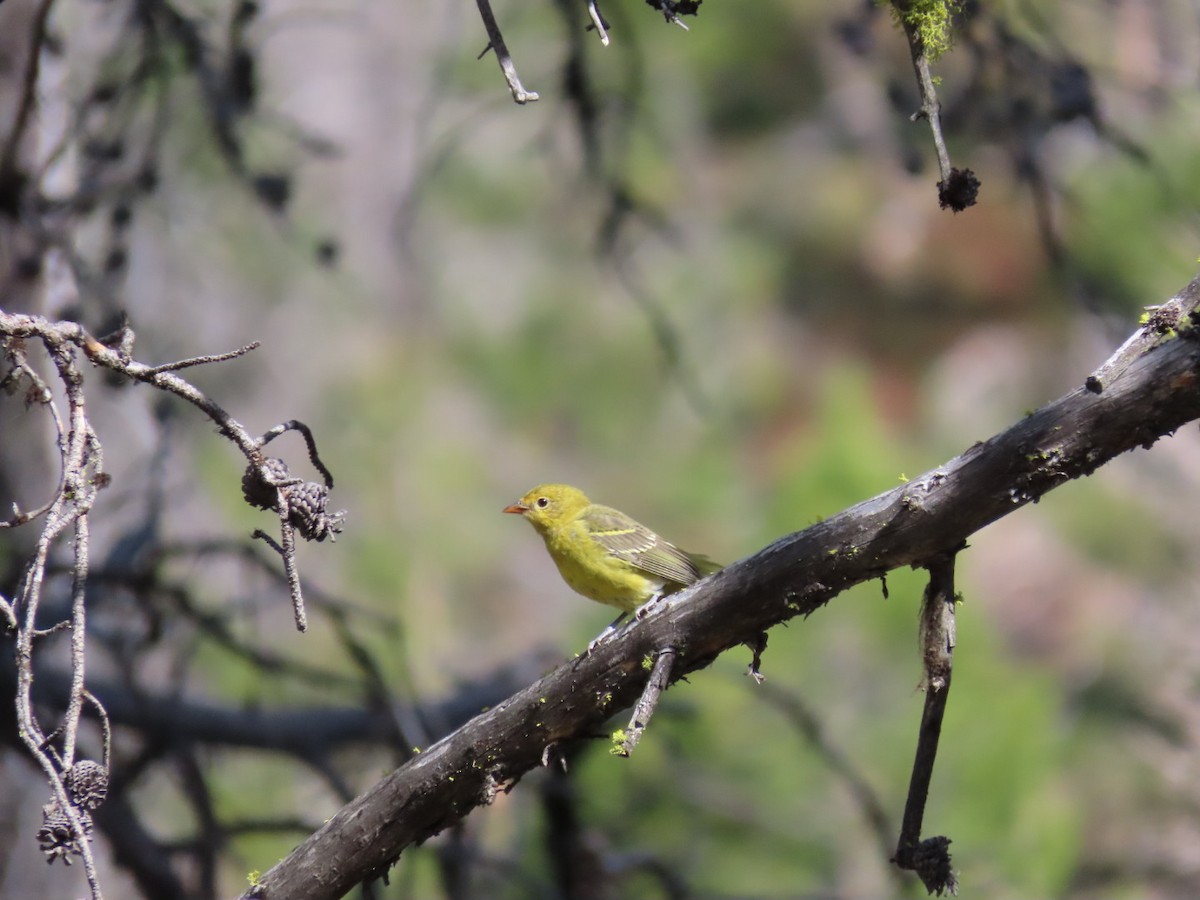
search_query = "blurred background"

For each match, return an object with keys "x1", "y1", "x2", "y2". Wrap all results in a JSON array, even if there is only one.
[{"x1": 3, "y1": 0, "x2": 1200, "y2": 897}]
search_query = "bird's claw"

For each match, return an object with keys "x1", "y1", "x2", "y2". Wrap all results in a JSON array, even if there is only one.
[
  {"x1": 584, "y1": 623, "x2": 618, "y2": 657},
  {"x1": 634, "y1": 593, "x2": 664, "y2": 621}
]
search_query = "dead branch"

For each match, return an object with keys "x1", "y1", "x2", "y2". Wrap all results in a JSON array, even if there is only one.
[
  {"x1": 474, "y1": 0, "x2": 540, "y2": 105},
  {"x1": 893, "y1": 553, "x2": 960, "y2": 895},
  {"x1": 614, "y1": 646, "x2": 676, "y2": 757},
  {"x1": 0, "y1": 310, "x2": 344, "y2": 893}
]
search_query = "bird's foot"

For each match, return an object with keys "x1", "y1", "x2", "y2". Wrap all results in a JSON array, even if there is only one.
[
  {"x1": 582, "y1": 609, "x2": 636, "y2": 656},
  {"x1": 634, "y1": 592, "x2": 665, "y2": 621},
  {"x1": 584, "y1": 624, "x2": 618, "y2": 656}
]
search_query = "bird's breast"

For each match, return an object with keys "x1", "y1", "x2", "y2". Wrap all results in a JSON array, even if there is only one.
[{"x1": 541, "y1": 524, "x2": 659, "y2": 613}]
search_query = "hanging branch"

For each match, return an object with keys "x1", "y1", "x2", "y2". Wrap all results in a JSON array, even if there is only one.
[
  {"x1": 890, "y1": 1, "x2": 979, "y2": 211},
  {"x1": 893, "y1": 553, "x2": 960, "y2": 895},
  {"x1": 586, "y1": 0, "x2": 611, "y2": 45},
  {"x1": 474, "y1": 0, "x2": 540, "y2": 104}
]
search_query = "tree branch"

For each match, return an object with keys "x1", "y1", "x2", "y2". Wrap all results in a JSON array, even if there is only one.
[
  {"x1": 245, "y1": 276, "x2": 1200, "y2": 900},
  {"x1": 614, "y1": 646, "x2": 676, "y2": 757},
  {"x1": 893, "y1": 553, "x2": 959, "y2": 895},
  {"x1": 891, "y1": 1, "x2": 979, "y2": 211},
  {"x1": 474, "y1": 0, "x2": 540, "y2": 105}
]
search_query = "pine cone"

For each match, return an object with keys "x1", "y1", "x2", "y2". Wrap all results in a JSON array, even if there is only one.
[{"x1": 65, "y1": 759, "x2": 109, "y2": 810}]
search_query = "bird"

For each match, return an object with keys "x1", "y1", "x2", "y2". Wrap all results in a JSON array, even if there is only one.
[{"x1": 503, "y1": 483, "x2": 720, "y2": 648}]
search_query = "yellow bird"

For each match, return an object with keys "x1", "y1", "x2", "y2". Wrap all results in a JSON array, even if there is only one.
[{"x1": 503, "y1": 484, "x2": 720, "y2": 637}]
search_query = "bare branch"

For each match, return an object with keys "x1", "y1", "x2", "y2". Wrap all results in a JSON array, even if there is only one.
[
  {"x1": 586, "y1": 0, "x2": 610, "y2": 45},
  {"x1": 143, "y1": 340, "x2": 261, "y2": 375},
  {"x1": 2, "y1": 312, "x2": 345, "y2": 636},
  {"x1": 6, "y1": 322, "x2": 106, "y2": 893},
  {"x1": 474, "y1": 0, "x2": 540, "y2": 104},
  {"x1": 614, "y1": 646, "x2": 676, "y2": 757},
  {"x1": 61, "y1": 511, "x2": 91, "y2": 768},
  {"x1": 253, "y1": 526, "x2": 307, "y2": 632},
  {"x1": 893, "y1": 553, "x2": 959, "y2": 895},
  {"x1": 891, "y1": 1, "x2": 979, "y2": 211},
  {"x1": 0, "y1": 338, "x2": 67, "y2": 528},
  {"x1": 258, "y1": 419, "x2": 335, "y2": 488}
]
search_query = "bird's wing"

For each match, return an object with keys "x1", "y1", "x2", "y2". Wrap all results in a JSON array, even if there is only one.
[{"x1": 582, "y1": 505, "x2": 703, "y2": 586}]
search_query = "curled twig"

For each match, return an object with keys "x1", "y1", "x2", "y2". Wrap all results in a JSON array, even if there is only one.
[
  {"x1": 746, "y1": 631, "x2": 767, "y2": 683},
  {"x1": 258, "y1": 419, "x2": 335, "y2": 488}
]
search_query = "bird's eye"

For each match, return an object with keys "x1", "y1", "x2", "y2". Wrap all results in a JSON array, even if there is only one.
[{"x1": 536, "y1": 496, "x2": 550, "y2": 509}]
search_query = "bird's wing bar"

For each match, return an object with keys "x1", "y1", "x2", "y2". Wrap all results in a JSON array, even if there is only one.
[{"x1": 583, "y1": 505, "x2": 701, "y2": 586}]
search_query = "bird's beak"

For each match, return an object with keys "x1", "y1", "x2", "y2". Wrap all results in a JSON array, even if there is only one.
[{"x1": 502, "y1": 502, "x2": 528, "y2": 515}]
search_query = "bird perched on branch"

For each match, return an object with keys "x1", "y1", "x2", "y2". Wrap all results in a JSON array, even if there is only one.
[{"x1": 503, "y1": 483, "x2": 720, "y2": 646}]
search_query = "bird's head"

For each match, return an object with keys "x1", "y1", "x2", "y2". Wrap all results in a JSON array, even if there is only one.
[{"x1": 503, "y1": 483, "x2": 590, "y2": 533}]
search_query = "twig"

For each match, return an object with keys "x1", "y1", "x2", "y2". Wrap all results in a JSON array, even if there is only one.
[
  {"x1": 259, "y1": 419, "x2": 335, "y2": 488},
  {"x1": 83, "y1": 690, "x2": 112, "y2": 770},
  {"x1": 615, "y1": 646, "x2": 676, "y2": 757},
  {"x1": 474, "y1": 0, "x2": 540, "y2": 104},
  {"x1": 892, "y1": 2, "x2": 978, "y2": 211},
  {"x1": 901, "y1": 18, "x2": 952, "y2": 184},
  {"x1": 586, "y1": 0, "x2": 610, "y2": 45},
  {"x1": 746, "y1": 631, "x2": 767, "y2": 683},
  {"x1": 893, "y1": 553, "x2": 959, "y2": 895},
  {"x1": 242, "y1": 448, "x2": 345, "y2": 631},
  {"x1": 143, "y1": 341, "x2": 261, "y2": 375},
  {"x1": 645, "y1": 0, "x2": 693, "y2": 30},
  {"x1": 0, "y1": 340, "x2": 67, "y2": 528},
  {"x1": 253, "y1": 529, "x2": 307, "y2": 632}
]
